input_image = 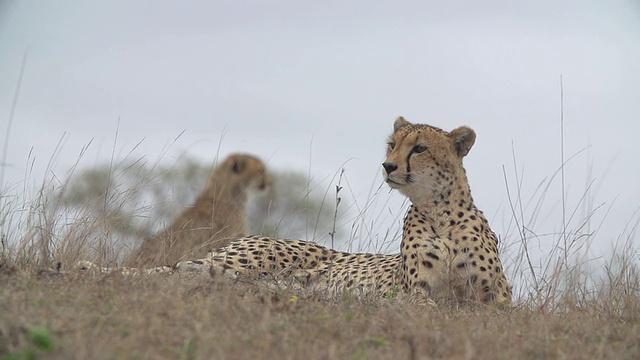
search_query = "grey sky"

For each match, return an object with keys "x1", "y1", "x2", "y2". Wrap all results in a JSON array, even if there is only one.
[{"x1": 1, "y1": 1, "x2": 639, "y2": 269}]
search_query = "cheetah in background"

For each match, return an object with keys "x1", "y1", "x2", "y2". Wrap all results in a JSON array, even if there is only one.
[
  {"x1": 125, "y1": 153, "x2": 271, "y2": 267},
  {"x1": 170, "y1": 117, "x2": 511, "y2": 305}
]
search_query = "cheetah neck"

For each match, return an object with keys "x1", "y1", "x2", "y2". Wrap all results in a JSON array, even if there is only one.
[
  {"x1": 198, "y1": 175, "x2": 247, "y2": 209},
  {"x1": 404, "y1": 176, "x2": 486, "y2": 237}
]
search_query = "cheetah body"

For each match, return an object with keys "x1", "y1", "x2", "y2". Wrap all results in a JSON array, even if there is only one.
[{"x1": 177, "y1": 236, "x2": 403, "y2": 297}]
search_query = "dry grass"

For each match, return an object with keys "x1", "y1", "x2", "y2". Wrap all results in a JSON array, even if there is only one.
[
  {"x1": 1, "y1": 185, "x2": 640, "y2": 359},
  {"x1": 1, "y1": 258, "x2": 639, "y2": 360}
]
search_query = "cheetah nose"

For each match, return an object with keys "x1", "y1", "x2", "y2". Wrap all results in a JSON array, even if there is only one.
[{"x1": 382, "y1": 162, "x2": 398, "y2": 174}]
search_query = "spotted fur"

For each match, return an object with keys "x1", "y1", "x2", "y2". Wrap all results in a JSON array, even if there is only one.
[{"x1": 175, "y1": 236, "x2": 403, "y2": 297}]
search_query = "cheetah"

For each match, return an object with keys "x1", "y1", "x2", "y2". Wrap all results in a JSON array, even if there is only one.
[
  {"x1": 171, "y1": 117, "x2": 511, "y2": 305},
  {"x1": 384, "y1": 116, "x2": 512, "y2": 304},
  {"x1": 125, "y1": 153, "x2": 271, "y2": 266},
  {"x1": 78, "y1": 118, "x2": 512, "y2": 305}
]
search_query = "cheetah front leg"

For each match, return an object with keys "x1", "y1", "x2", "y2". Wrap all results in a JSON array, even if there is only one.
[
  {"x1": 74, "y1": 260, "x2": 174, "y2": 276},
  {"x1": 402, "y1": 237, "x2": 453, "y2": 303},
  {"x1": 173, "y1": 258, "x2": 242, "y2": 282}
]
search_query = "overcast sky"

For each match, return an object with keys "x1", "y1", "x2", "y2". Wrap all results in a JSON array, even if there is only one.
[{"x1": 1, "y1": 1, "x2": 639, "y2": 273}]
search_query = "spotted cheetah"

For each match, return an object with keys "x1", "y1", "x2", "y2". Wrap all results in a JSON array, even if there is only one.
[
  {"x1": 384, "y1": 116, "x2": 511, "y2": 304},
  {"x1": 169, "y1": 117, "x2": 511, "y2": 304},
  {"x1": 125, "y1": 153, "x2": 271, "y2": 266},
  {"x1": 78, "y1": 118, "x2": 512, "y2": 305}
]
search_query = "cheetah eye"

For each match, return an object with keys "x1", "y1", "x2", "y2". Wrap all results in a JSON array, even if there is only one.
[
  {"x1": 387, "y1": 142, "x2": 396, "y2": 150},
  {"x1": 412, "y1": 144, "x2": 427, "y2": 154}
]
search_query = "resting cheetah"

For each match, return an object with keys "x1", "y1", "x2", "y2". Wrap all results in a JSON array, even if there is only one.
[
  {"x1": 170, "y1": 117, "x2": 511, "y2": 304},
  {"x1": 126, "y1": 153, "x2": 271, "y2": 266},
  {"x1": 384, "y1": 116, "x2": 511, "y2": 304},
  {"x1": 78, "y1": 118, "x2": 512, "y2": 305}
]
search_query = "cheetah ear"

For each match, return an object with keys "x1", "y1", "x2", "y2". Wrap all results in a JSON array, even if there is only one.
[
  {"x1": 448, "y1": 126, "x2": 476, "y2": 157},
  {"x1": 393, "y1": 116, "x2": 411, "y2": 132},
  {"x1": 231, "y1": 157, "x2": 246, "y2": 173}
]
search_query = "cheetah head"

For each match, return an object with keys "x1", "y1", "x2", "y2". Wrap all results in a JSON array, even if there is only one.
[
  {"x1": 216, "y1": 153, "x2": 272, "y2": 193},
  {"x1": 382, "y1": 116, "x2": 476, "y2": 202}
]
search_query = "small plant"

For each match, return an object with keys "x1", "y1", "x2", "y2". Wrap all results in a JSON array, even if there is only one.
[
  {"x1": 363, "y1": 337, "x2": 387, "y2": 347},
  {"x1": 384, "y1": 286, "x2": 402, "y2": 300},
  {"x1": 328, "y1": 168, "x2": 345, "y2": 249},
  {"x1": 180, "y1": 338, "x2": 197, "y2": 360},
  {"x1": 28, "y1": 327, "x2": 53, "y2": 351},
  {"x1": 2, "y1": 326, "x2": 54, "y2": 360}
]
